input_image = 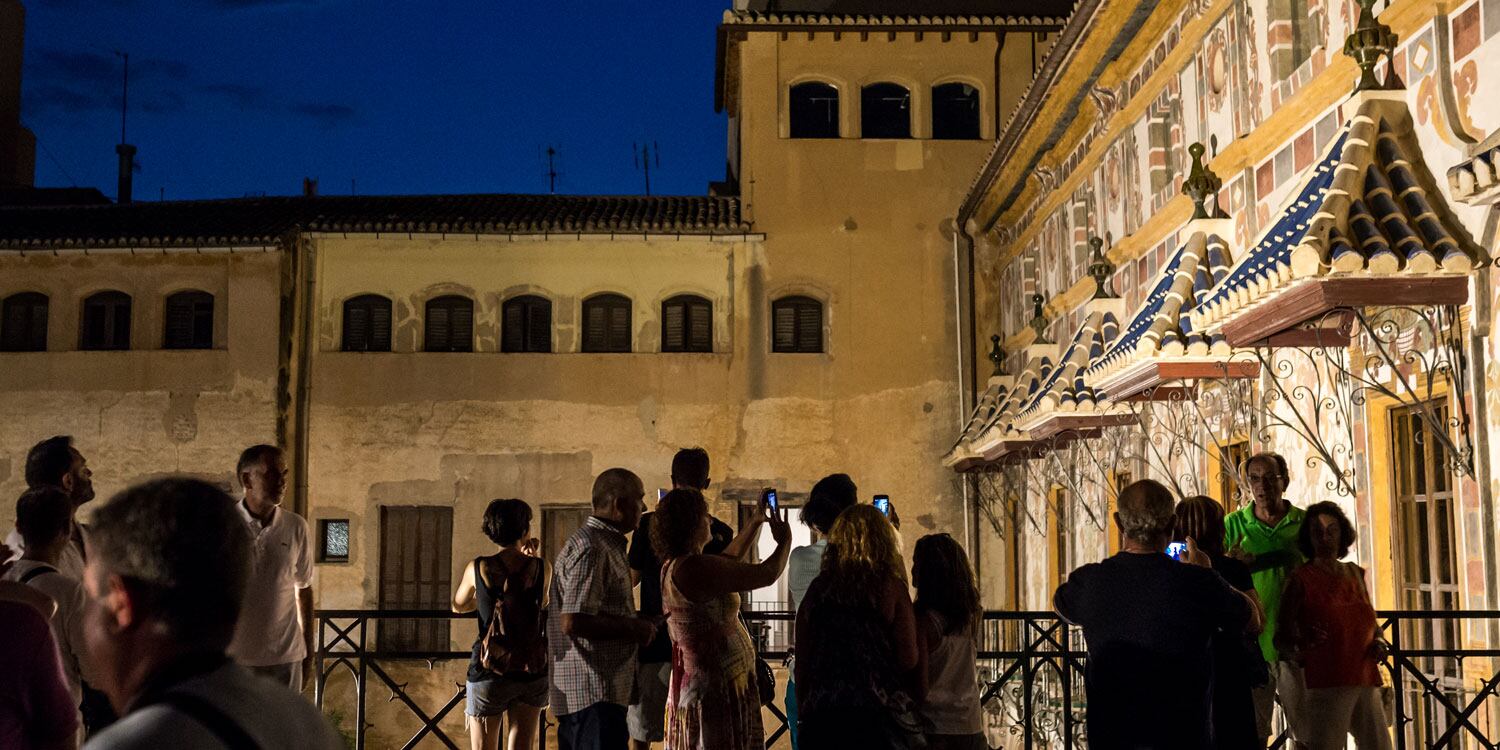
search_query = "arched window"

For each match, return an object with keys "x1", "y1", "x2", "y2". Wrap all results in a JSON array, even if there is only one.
[
  {"x1": 581, "y1": 294, "x2": 632, "y2": 353},
  {"x1": 163, "y1": 290, "x2": 214, "y2": 349},
  {"x1": 424, "y1": 295, "x2": 474, "y2": 353},
  {"x1": 661, "y1": 295, "x2": 712, "y2": 353},
  {"x1": 502, "y1": 295, "x2": 552, "y2": 353},
  {"x1": 80, "y1": 291, "x2": 131, "y2": 351},
  {"x1": 1, "y1": 292, "x2": 48, "y2": 352},
  {"x1": 342, "y1": 294, "x2": 392, "y2": 352},
  {"x1": 861, "y1": 83, "x2": 911, "y2": 139},
  {"x1": 789, "y1": 81, "x2": 840, "y2": 139},
  {"x1": 771, "y1": 295, "x2": 823, "y2": 353},
  {"x1": 931, "y1": 82, "x2": 981, "y2": 140}
]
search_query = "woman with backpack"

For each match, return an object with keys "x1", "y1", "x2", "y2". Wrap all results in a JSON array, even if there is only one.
[{"x1": 452, "y1": 498, "x2": 549, "y2": 750}]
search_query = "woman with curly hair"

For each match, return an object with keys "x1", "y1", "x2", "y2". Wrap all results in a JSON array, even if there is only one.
[
  {"x1": 652, "y1": 488, "x2": 791, "y2": 750},
  {"x1": 911, "y1": 533, "x2": 984, "y2": 750},
  {"x1": 795, "y1": 504, "x2": 926, "y2": 750}
]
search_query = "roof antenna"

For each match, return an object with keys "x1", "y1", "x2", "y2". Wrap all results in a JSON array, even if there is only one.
[
  {"x1": 541, "y1": 145, "x2": 561, "y2": 194},
  {"x1": 112, "y1": 50, "x2": 137, "y2": 203},
  {"x1": 633, "y1": 141, "x2": 660, "y2": 196}
]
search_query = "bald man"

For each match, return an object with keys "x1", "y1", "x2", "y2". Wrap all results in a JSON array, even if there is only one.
[
  {"x1": 547, "y1": 469, "x2": 659, "y2": 750},
  {"x1": 1054, "y1": 480, "x2": 1251, "y2": 750}
]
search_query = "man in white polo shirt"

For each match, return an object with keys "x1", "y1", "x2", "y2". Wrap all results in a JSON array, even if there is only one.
[{"x1": 227, "y1": 444, "x2": 315, "y2": 693}]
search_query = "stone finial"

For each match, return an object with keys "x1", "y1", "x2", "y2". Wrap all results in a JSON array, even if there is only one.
[
  {"x1": 1344, "y1": 0, "x2": 1399, "y2": 92},
  {"x1": 1086, "y1": 236, "x2": 1119, "y2": 299},
  {"x1": 1181, "y1": 142, "x2": 1223, "y2": 220},
  {"x1": 988, "y1": 334, "x2": 1007, "y2": 375},
  {"x1": 1028, "y1": 292, "x2": 1053, "y2": 344}
]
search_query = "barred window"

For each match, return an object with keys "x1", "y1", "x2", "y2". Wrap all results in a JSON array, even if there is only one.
[
  {"x1": 771, "y1": 296, "x2": 823, "y2": 353},
  {"x1": 502, "y1": 295, "x2": 552, "y2": 353},
  {"x1": 582, "y1": 294, "x2": 632, "y2": 353},
  {"x1": 790, "y1": 81, "x2": 840, "y2": 139},
  {"x1": 661, "y1": 294, "x2": 712, "y2": 353},
  {"x1": 342, "y1": 294, "x2": 393, "y2": 352},
  {"x1": 861, "y1": 82, "x2": 911, "y2": 139},
  {"x1": 1, "y1": 292, "x2": 48, "y2": 352},
  {"x1": 424, "y1": 295, "x2": 474, "y2": 353},
  {"x1": 163, "y1": 290, "x2": 214, "y2": 349},
  {"x1": 80, "y1": 291, "x2": 131, "y2": 351}
]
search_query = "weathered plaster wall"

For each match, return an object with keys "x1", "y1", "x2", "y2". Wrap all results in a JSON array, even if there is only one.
[{"x1": 0, "y1": 251, "x2": 283, "y2": 528}]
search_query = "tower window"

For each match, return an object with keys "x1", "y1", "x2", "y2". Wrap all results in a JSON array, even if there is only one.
[
  {"x1": 661, "y1": 295, "x2": 712, "y2": 353},
  {"x1": 771, "y1": 296, "x2": 823, "y2": 353},
  {"x1": 861, "y1": 83, "x2": 911, "y2": 139},
  {"x1": 789, "y1": 82, "x2": 841, "y2": 139},
  {"x1": 80, "y1": 291, "x2": 131, "y2": 351},
  {"x1": 932, "y1": 83, "x2": 982, "y2": 140},
  {"x1": 424, "y1": 295, "x2": 474, "y2": 353},
  {"x1": 502, "y1": 295, "x2": 553, "y2": 353},
  {"x1": 342, "y1": 294, "x2": 393, "y2": 352},
  {"x1": 582, "y1": 294, "x2": 632, "y2": 353},
  {"x1": 1, "y1": 292, "x2": 48, "y2": 352},
  {"x1": 163, "y1": 290, "x2": 214, "y2": 349}
]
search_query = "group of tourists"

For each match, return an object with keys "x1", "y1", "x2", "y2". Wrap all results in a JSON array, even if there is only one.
[
  {"x1": 1056, "y1": 452, "x2": 1392, "y2": 750},
  {"x1": 1, "y1": 434, "x2": 1396, "y2": 750},
  {"x1": 458, "y1": 448, "x2": 986, "y2": 750},
  {"x1": 0, "y1": 436, "x2": 340, "y2": 749}
]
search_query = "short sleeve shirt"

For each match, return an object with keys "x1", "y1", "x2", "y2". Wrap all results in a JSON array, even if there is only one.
[
  {"x1": 1223, "y1": 504, "x2": 1306, "y2": 662},
  {"x1": 547, "y1": 516, "x2": 637, "y2": 715},
  {"x1": 2, "y1": 560, "x2": 97, "y2": 702},
  {"x1": 228, "y1": 503, "x2": 314, "y2": 667}
]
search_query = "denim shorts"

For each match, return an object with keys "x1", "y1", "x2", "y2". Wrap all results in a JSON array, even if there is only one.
[{"x1": 465, "y1": 675, "x2": 549, "y2": 717}]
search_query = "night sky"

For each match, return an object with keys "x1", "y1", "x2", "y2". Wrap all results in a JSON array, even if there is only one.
[{"x1": 19, "y1": 0, "x2": 729, "y2": 201}]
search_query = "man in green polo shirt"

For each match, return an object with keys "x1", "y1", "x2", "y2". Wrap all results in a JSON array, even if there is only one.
[{"x1": 1224, "y1": 451, "x2": 1306, "y2": 745}]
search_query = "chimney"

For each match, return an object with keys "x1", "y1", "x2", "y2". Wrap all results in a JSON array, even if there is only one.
[
  {"x1": 115, "y1": 143, "x2": 136, "y2": 203},
  {"x1": 303, "y1": 177, "x2": 318, "y2": 196}
]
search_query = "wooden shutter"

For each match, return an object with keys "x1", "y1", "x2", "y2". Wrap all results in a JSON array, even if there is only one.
[
  {"x1": 1, "y1": 293, "x2": 47, "y2": 352},
  {"x1": 608, "y1": 302, "x2": 630, "y2": 352},
  {"x1": 663, "y1": 300, "x2": 686, "y2": 351},
  {"x1": 772, "y1": 296, "x2": 821, "y2": 353},
  {"x1": 542, "y1": 507, "x2": 591, "y2": 568},
  {"x1": 796, "y1": 301, "x2": 822, "y2": 352},
  {"x1": 82, "y1": 292, "x2": 130, "y2": 351},
  {"x1": 344, "y1": 305, "x2": 369, "y2": 351},
  {"x1": 583, "y1": 295, "x2": 630, "y2": 353},
  {"x1": 426, "y1": 305, "x2": 449, "y2": 351},
  {"x1": 342, "y1": 295, "x2": 391, "y2": 352},
  {"x1": 687, "y1": 299, "x2": 712, "y2": 352},
  {"x1": 370, "y1": 302, "x2": 391, "y2": 350},
  {"x1": 502, "y1": 300, "x2": 525, "y2": 352},
  {"x1": 773, "y1": 303, "x2": 796, "y2": 352},
  {"x1": 378, "y1": 506, "x2": 453, "y2": 652},
  {"x1": 503, "y1": 296, "x2": 552, "y2": 353},
  {"x1": 164, "y1": 291, "x2": 213, "y2": 349},
  {"x1": 425, "y1": 296, "x2": 472, "y2": 352}
]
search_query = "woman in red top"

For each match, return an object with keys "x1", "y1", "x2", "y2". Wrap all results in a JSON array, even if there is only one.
[{"x1": 1275, "y1": 501, "x2": 1391, "y2": 750}]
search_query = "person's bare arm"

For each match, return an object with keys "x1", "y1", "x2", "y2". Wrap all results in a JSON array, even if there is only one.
[
  {"x1": 452, "y1": 560, "x2": 478, "y2": 614},
  {"x1": 718, "y1": 517, "x2": 764, "y2": 561},
  {"x1": 674, "y1": 548, "x2": 788, "y2": 601},
  {"x1": 1245, "y1": 589, "x2": 1266, "y2": 635},
  {"x1": 561, "y1": 612, "x2": 654, "y2": 644}
]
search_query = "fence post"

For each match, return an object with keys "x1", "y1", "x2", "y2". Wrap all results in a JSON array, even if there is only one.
[
  {"x1": 1389, "y1": 617, "x2": 1405, "y2": 750},
  {"x1": 1060, "y1": 623, "x2": 1074, "y2": 749},
  {"x1": 356, "y1": 617, "x2": 368, "y2": 750},
  {"x1": 1022, "y1": 616, "x2": 1036, "y2": 750}
]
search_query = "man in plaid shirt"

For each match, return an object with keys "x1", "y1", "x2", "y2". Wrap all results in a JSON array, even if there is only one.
[{"x1": 548, "y1": 468, "x2": 658, "y2": 750}]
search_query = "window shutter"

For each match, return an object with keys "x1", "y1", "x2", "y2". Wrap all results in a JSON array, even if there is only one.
[
  {"x1": 111, "y1": 299, "x2": 131, "y2": 349},
  {"x1": 370, "y1": 302, "x2": 391, "y2": 351},
  {"x1": 663, "y1": 301, "x2": 685, "y2": 351},
  {"x1": 502, "y1": 301, "x2": 524, "y2": 352},
  {"x1": 608, "y1": 303, "x2": 630, "y2": 352},
  {"x1": 191, "y1": 299, "x2": 213, "y2": 348},
  {"x1": 797, "y1": 302, "x2": 822, "y2": 353},
  {"x1": 426, "y1": 305, "x2": 450, "y2": 351},
  {"x1": 165, "y1": 296, "x2": 191, "y2": 348},
  {"x1": 2, "y1": 294, "x2": 48, "y2": 352},
  {"x1": 450, "y1": 302, "x2": 473, "y2": 352},
  {"x1": 345, "y1": 306, "x2": 370, "y2": 351},
  {"x1": 688, "y1": 300, "x2": 711, "y2": 352},
  {"x1": 527, "y1": 300, "x2": 551, "y2": 353},
  {"x1": 585, "y1": 302, "x2": 607, "y2": 352},
  {"x1": 773, "y1": 304, "x2": 796, "y2": 352}
]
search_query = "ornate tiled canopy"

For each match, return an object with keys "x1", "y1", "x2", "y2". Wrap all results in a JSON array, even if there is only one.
[
  {"x1": 1087, "y1": 220, "x2": 1258, "y2": 399},
  {"x1": 1190, "y1": 93, "x2": 1485, "y2": 346},
  {"x1": 967, "y1": 347, "x2": 1056, "y2": 462},
  {"x1": 1013, "y1": 305, "x2": 1135, "y2": 439},
  {"x1": 943, "y1": 380, "x2": 1010, "y2": 470}
]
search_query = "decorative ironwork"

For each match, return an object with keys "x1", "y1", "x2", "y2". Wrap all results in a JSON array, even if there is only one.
[
  {"x1": 1086, "y1": 237, "x2": 1118, "y2": 299},
  {"x1": 1344, "y1": 0, "x2": 1400, "y2": 91},
  {"x1": 989, "y1": 333, "x2": 1008, "y2": 376},
  {"x1": 1252, "y1": 340, "x2": 1361, "y2": 497}
]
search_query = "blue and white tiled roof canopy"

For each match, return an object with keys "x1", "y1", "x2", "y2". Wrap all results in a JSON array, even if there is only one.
[
  {"x1": 974, "y1": 350, "x2": 1054, "y2": 443},
  {"x1": 1192, "y1": 95, "x2": 1485, "y2": 333},
  {"x1": 1016, "y1": 309, "x2": 1119, "y2": 425}
]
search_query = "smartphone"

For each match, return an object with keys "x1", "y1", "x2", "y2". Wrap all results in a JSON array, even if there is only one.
[
  {"x1": 657, "y1": 488, "x2": 666, "y2": 502},
  {"x1": 1165, "y1": 541, "x2": 1189, "y2": 561},
  {"x1": 763, "y1": 488, "x2": 779, "y2": 512},
  {"x1": 873, "y1": 495, "x2": 891, "y2": 516}
]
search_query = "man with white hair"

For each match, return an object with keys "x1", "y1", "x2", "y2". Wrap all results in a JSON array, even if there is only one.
[{"x1": 1054, "y1": 479, "x2": 1252, "y2": 749}]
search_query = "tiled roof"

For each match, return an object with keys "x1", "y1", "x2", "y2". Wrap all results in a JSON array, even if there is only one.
[
  {"x1": 1017, "y1": 308, "x2": 1119, "y2": 424},
  {"x1": 1088, "y1": 228, "x2": 1232, "y2": 386},
  {"x1": 1447, "y1": 128, "x2": 1500, "y2": 206},
  {"x1": 1192, "y1": 95, "x2": 1484, "y2": 333},
  {"x1": 748, "y1": 0, "x2": 1069, "y2": 13},
  {"x1": 0, "y1": 194, "x2": 751, "y2": 250},
  {"x1": 723, "y1": 4, "x2": 1066, "y2": 25}
]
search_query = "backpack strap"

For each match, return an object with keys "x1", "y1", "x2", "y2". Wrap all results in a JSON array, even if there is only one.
[
  {"x1": 19, "y1": 564, "x2": 58, "y2": 584},
  {"x1": 158, "y1": 691, "x2": 261, "y2": 750}
]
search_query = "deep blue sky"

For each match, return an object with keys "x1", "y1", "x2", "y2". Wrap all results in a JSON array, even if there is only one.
[{"x1": 19, "y1": 0, "x2": 729, "y2": 200}]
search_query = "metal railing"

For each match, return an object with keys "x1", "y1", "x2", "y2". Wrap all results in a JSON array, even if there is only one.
[{"x1": 313, "y1": 609, "x2": 1500, "y2": 750}]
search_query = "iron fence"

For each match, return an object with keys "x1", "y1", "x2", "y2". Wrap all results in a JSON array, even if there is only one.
[{"x1": 313, "y1": 609, "x2": 1500, "y2": 749}]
